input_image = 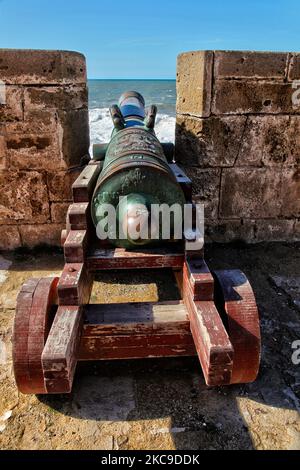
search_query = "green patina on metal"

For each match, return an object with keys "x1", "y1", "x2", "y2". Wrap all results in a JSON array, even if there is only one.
[{"x1": 91, "y1": 92, "x2": 185, "y2": 249}]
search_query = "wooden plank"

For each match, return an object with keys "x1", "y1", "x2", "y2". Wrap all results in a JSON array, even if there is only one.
[
  {"x1": 67, "y1": 202, "x2": 89, "y2": 230},
  {"x1": 86, "y1": 246, "x2": 184, "y2": 270},
  {"x1": 82, "y1": 301, "x2": 190, "y2": 336},
  {"x1": 57, "y1": 263, "x2": 93, "y2": 305},
  {"x1": 190, "y1": 300, "x2": 234, "y2": 386},
  {"x1": 72, "y1": 164, "x2": 100, "y2": 203},
  {"x1": 183, "y1": 258, "x2": 214, "y2": 301},
  {"x1": 169, "y1": 163, "x2": 192, "y2": 201},
  {"x1": 42, "y1": 306, "x2": 83, "y2": 394},
  {"x1": 82, "y1": 333, "x2": 191, "y2": 348},
  {"x1": 78, "y1": 301, "x2": 195, "y2": 360},
  {"x1": 186, "y1": 296, "x2": 233, "y2": 386},
  {"x1": 182, "y1": 258, "x2": 234, "y2": 386},
  {"x1": 64, "y1": 229, "x2": 88, "y2": 263},
  {"x1": 67, "y1": 201, "x2": 98, "y2": 246},
  {"x1": 79, "y1": 341, "x2": 195, "y2": 361}
]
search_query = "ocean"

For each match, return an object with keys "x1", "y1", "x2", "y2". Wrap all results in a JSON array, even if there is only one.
[{"x1": 88, "y1": 79, "x2": 176, "y2": 148}]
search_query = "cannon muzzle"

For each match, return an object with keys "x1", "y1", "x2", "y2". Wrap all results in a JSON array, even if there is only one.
[{"x1": 118, "y1": 91, "x2": 145, "y2": 119}]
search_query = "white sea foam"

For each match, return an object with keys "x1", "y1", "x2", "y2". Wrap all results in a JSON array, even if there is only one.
[
  {"x1": 89, "y1": 108, "x2": 175, "y2": 153},
  {"x1": 89, "y1": 108, "x2": 113, "y2": 144},
  {"x1": 155, "y1": 113, "x2": 176, "y2": 143}
]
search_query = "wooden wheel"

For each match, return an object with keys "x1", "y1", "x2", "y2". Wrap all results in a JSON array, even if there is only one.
[
  {"x1": 213, "y1": 270, "x2": 261, "y2": 384},
  {"x1": 13, "y1": 277, "x2": 59, "y2": 394}
]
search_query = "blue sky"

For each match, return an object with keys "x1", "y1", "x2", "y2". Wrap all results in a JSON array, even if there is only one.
[{"x1": 0, "y1": 0, "x2": 299, "y2": 78}]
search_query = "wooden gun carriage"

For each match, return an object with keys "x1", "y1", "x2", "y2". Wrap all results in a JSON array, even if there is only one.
[{"x1": 12, "y1": 92, "x2": 261, "y2": 394}]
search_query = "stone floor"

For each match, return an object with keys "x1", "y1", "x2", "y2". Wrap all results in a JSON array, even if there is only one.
[{"x1": 0, "y1": 242, "x2": 300, "y2": 450}]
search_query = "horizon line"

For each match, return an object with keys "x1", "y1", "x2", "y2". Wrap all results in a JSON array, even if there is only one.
[{"x1": 88, "y1": 78, "x2": 176, "y2": 81}]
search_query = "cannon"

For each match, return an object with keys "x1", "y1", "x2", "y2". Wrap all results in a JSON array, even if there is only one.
[
  {"x1": 91, "y1": 92, "x2": 186, "y2": 248},
  {"x1": 12, "y1": 91, "x2": 261, "y2": 394}
]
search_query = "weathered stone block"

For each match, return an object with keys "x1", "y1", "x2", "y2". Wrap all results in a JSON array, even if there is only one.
[
  {"x1": 294, "y1": 220, "x2": 300, "y2": 240},
  {"x1": 280, "y1": 168, "x2": 300, "y2": 217},
  {"x1": 0, "y1": 225, "x2": 21, "y2": 250},
  {"x1": 0, "y1": 49, "x2": 89, "y2": 249},
  {"x1": 212, "y1": 80, "x2": 295, "y2": 115},
  {"x1": 176, "y1": 49, "x2": 300, "y2": 243},
  {"x1": 254, "y1": 219, "x2": 295, "y2": 242},
  {"x1": 0, "y1": 86, "x2": 23, "y2": 122},
  {"x1": 51, "y1": 202, "x2": 70, "y2": 223},
  {"x1": 19, "y1": 224, "x2": 64, "y2": 248},
  {"x1": 0, "y1": 170, "x2": 49, "y2": 224},
  {"x1": 206, "y1": 218, "x2": 297, "y2": 243},
  {"x1": 176, "y1": 51, "x2": 213, "y2": 117},
  {"x1": 237, "y1": 115, "x2": 300, "y2": 166},
  {"x1": 0, "y1": 49, "x2": 86, "y2": 85},
  {"x1": 288, "y1": 53, "x2": 300, "y2": 81},
  {"x1": 176, "y1": 114, "x2": 247, "y2": 167},
  {"x1": 270, "y1": 275, "x2": 300, "y2": 308},
  {"x1": 183, "y1": 168, "x2": 220, "y2": 219},
  {"x1": 24, "y1": 85, "x2": 88, "y2": 112},
  {"x1": 47, "y1": 169, "x2": 81, "y2": 202},
  {"x1": 214, "y1": 51, "x2": 288, "y2": 79},
  {"x1": 220, "y1": 168, "x2": 282, "y2": 219},
  {"x1": 57, "y1": 109, "x2": 90, "y2": 168},
  {"x1": 7, "y1": 108, "x2": 89, "y2": 170},
  {"x1": 6, "y1": 110, "x2": 58, "y2": 135},
  {"x1": 6, "y1": 132, "x2": 63, "y2": 170},
  {"x1": 205, "y1": 219, "x2": 255, "y2": 243}
]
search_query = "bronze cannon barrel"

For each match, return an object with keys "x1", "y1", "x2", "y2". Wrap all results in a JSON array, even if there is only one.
[{"x1": 91, "y1": 91, "x2": 185, "y2": 248}]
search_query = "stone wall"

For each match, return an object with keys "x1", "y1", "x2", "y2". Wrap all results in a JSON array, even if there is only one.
[
  {"x1": 176, "y1": 50, "x2": 300, "y2": 242},
  {"x1": 0, "y1": 49, "x2": 89, "y2": 249}
]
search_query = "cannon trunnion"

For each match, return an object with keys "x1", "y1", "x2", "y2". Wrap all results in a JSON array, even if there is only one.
[{"x1": 12, "y1": 92, "x2": 261, "y2": 394}]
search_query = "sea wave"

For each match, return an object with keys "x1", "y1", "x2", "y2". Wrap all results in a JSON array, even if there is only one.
[{"x1": 89, "y1": 108, "x2": 175, "y2": 151}]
